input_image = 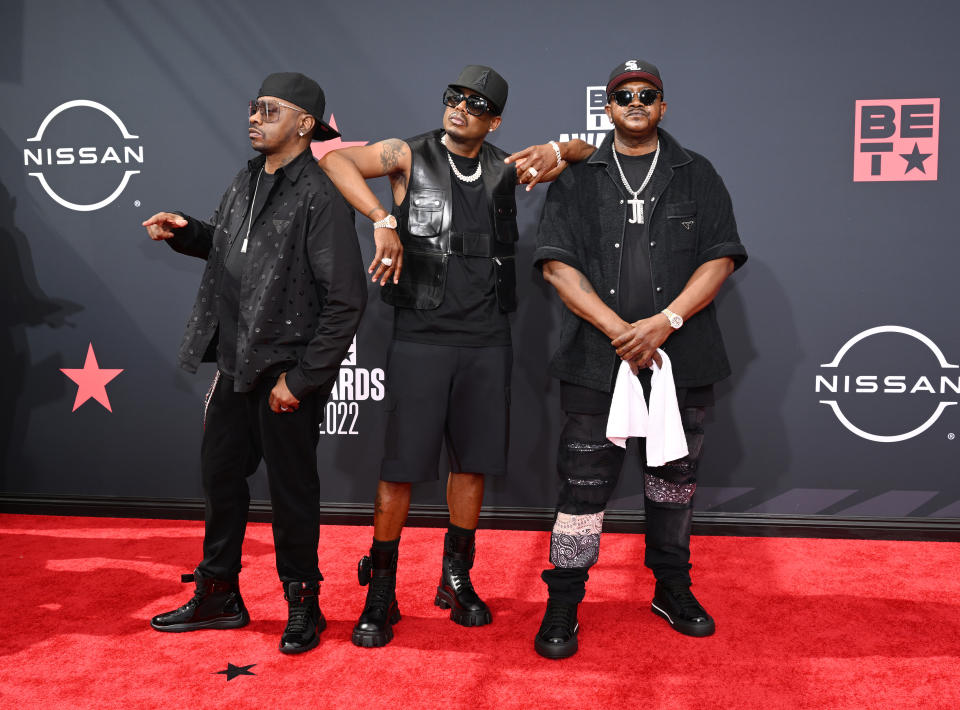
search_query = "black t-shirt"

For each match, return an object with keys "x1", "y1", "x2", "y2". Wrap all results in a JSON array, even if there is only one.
[
  {"x1": 616, "y1": 151, "x2": 656, "y2": 325},
  {"x1": 394, "y1": 150, "x2": 511, "y2": 346},
  {"x1": 218, "y1": 169, "x2": 278, "y2": 376}
]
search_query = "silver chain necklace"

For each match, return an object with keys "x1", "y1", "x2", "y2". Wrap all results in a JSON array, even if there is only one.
[
  {"x1": 441, "y1": 133, "x2": 482, "y2": 183},
  {"x1": 240, "y1": 168, "x2": 264, "y2": 253},
  {"x1": 611, "y1": 140, "x2": 660, "y2": 225}
]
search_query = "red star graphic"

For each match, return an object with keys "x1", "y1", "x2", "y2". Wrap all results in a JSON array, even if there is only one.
[
  {"x1": 311, "y1": 115, "x2": 368, "y2": 160},
  {"x1": 60, "y1": 343, "x2": 123, "y2": 412}
]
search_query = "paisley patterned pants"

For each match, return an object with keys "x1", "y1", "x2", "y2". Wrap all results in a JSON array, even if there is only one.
[{"x1": 541, "y1": 407, "x2": 706, "y2": 604}]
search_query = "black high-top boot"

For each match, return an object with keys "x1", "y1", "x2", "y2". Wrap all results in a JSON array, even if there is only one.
[
  {"x1": 434, "y1": 531, "x2": 491, "y2": 627},
  {"x1": 352, "y1": 547, "x2": 401, "y2": 648},
  {"x1": 150, "y1": 568, "x2": 249, "y2": 632},
  {"x1": 279, "y1": 580, "x2": 325, "y2": 654}
]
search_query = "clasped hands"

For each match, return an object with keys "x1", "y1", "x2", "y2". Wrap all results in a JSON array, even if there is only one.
[{"x1": 612, "y1": 315, "x2": 670, "y2": 374}]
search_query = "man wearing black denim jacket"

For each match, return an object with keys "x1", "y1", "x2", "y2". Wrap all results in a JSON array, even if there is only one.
[
  {"x1": 532, "y1": 60, "x2": 747, "y2": 659},
  {"x1": 144, "y1": 73, "x2": 366, "y2": 656}
]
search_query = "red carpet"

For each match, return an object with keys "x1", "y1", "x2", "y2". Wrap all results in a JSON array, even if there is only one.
[{"x1": 0, "y1": 514, "x2": 957, "y2": 709}]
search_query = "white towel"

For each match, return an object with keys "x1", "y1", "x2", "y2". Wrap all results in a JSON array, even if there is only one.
[{"x1": 606, "y1": 349, "x2": 688, "y2": 466}]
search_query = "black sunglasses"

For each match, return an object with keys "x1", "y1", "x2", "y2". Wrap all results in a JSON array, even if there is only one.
[
  {"x1": 609, "y1": 88, "x2": 662, "y2": 107},
  {"x1": 442, "y1": 87, "x2": 492, "y2": 116}
]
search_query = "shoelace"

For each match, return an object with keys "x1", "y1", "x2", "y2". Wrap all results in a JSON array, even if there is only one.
[
  {"x1": 285, "y1": 600, "x2": 312, "y2": 633},
  {"x1": 447, "y1": 561, "x2": 477, "y2": 595},
  {"x1": 543, "y1": 601, "x2": 575, "y2": 633},
  {"x1": 364, "y1": 576, "x2": 394, "y2": 611},
  {"x1": 664, "y1": 584, "x2": 706, "y2": 619},
  {"x1": 173, "y1": 585, "x2": 205, "y2": 614}
]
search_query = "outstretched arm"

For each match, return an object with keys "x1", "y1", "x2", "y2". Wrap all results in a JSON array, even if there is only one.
[
  {"x1": 318, "y1": 139, "x2": 412, "y2": 285},
  {"x1": 142, "y1": 211, "x2": 212, "y2": 259},
  {"x1": 505, "y1": 139, "x2": 596, "y2": 191}
]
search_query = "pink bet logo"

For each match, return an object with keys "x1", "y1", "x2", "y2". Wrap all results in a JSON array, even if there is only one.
[{"x1": 854, "y1": 99, "x2": 939, "y2": 181}]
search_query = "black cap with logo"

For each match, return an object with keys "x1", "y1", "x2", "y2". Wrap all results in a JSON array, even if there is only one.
[
  {"x1": 448, "y1": 65, "x2": 508, "y2": 115},
  {"x1": 257, "y1": 72, "x2": 341, "y2": 141},
  {"x1": 606, "y1": 59, "x2": 663, "y2": 95}
]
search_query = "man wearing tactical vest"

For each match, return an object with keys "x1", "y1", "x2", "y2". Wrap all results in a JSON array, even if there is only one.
[{"x1": 320, "y1": 65, "x2": 592, "y2": 647}]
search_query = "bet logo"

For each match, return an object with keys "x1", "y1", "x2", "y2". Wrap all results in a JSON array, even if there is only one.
[
  {"x1": 586, "y1": 87, "x2": 614, "y2": 132},
  {"x1": 853, "y1": 99, "x2": 939, "y2": 181}
]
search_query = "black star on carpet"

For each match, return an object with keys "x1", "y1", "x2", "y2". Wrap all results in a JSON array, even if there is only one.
[
  {"x1": 214, "y1": 663, "x2": 256, "y2": 680},
  {"x1": 900, "y1": 143, "x2": 932, "y2": 174}
]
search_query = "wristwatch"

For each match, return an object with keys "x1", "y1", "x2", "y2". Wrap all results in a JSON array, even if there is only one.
[
  {"x1": 372, "y1": 214, "x2": 397, "y2": 230},
  {"x1": 662, "y1": 308, "x2": 683, "y2": 329}
]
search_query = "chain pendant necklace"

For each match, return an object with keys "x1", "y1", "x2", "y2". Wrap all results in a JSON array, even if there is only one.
[
  {"x1": 441, "y1": 133, "x2": 482, "y2": 183},
  {"x1": 611, "y1": 140, "x2": 660, "y2": 225},
  {"x1": 240, "y1": 168, "x2": 263, "y2": 253}
]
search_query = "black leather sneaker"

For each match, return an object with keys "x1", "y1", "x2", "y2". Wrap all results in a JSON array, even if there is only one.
[
  {"x1": 651, "y1": 580, "x2": 715, "y2": 637},
  {"x1": 534, "y1": 599, "x2": 579, "y2": 659},
  {"x1": 150, "y1": 569, "x2": 249, "y2": 632},
  {"x1": 279, "y1": 581, "x2": 326, "y2": 654}
]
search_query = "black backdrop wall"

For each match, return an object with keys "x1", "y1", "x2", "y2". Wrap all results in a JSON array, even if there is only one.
[{"x1": 2, "y1": 0, "x2": 958, "y2": 531}]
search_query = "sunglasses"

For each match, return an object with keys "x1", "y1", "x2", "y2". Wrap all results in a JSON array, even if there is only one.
[
  {"x1": 609, "y1": 88, "x2": 663, "y2": 107},
  {"x1": 248, "y1": 99, "x2": 306, "y2": 123},
  {"x1": 442, "y1": 87, "x2": 492, "y2": 116}
]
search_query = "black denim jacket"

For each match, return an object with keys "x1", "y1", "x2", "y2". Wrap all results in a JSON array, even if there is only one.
[
  {"x1": 167, "y1": 149, "x2": 367, "y2": 399},
  {"x1": 533, "y1": 129, "x2": 747, "y2": 391}
]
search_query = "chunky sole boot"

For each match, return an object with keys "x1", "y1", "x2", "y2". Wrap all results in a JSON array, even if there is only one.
[
  {"x1": 353, "y1": 604, "x2": 401, "y2": 648},
  {"x1": 434, "y1": 532, "x2": 491, "y2": 627},
  {"x1": 352, "y1": 548, "x2": 402, "y2": 648},
  {"x1": 279, "y1": 581, "x2": 325, "y2": 654},
  {"x1": 534, "y1": 599, "x2": 579, "y2": 659},
  {"x1": 651, "y1": 580, "x2": 715, "y2": 637},
  {"x1": 150, "y1": 570, "x2": 250, "y2": 632}
]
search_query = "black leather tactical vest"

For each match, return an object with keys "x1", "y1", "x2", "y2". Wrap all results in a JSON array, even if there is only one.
[{"x1": 381, "y1": 129, "x2": 519, "y2": 311}]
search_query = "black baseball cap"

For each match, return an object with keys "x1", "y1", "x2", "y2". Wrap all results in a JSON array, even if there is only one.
[
  {"x1": 606, "y1": 59, "x2": 663, "y2": 95},
  {"x1": 257, "y1": 72, "x2": 340, "y2": 141},
  {"x1": 448, "y1": 65, "x2": 508, "y2": 115}
]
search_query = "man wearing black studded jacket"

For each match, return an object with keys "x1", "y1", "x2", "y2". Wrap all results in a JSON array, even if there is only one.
[{"x1": 144, "y1": 73, "x2": 366, "y2": 656}]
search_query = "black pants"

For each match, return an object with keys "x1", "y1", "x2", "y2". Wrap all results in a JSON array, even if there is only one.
[
  {"x1": 542, "y1": 406, "x2": 706, "y2": 604},
  {"x1": 197, "y1": 372, "x2": 325, "y2": 583}
]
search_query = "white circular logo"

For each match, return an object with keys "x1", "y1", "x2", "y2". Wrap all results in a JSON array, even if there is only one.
[
  {"x1": 24, "y1": 100, "x2": 143, "y2": 212},
  {"x1": 816, "y1": 325, "x2": 958, "y2": 442}
]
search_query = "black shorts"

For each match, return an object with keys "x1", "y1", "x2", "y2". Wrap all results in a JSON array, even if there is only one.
[{"x1": 380, "y1": 340, "x2": 512, "y2": 482}]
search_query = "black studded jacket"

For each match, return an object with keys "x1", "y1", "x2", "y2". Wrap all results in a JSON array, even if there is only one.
[{"x1": 166, "y1": 148, "x2": 367, "y2": 400}]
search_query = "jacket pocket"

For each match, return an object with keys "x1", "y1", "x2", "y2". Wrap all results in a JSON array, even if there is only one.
[
  {"x1": 408, "y1": 188, "x2": 444, "y2": 237},
  {"x1": 493, "y1": 194, "x2": 519, "y2": 243},
  {"x1": 665, "y1": 200, "x2": 697, "y2": 251}
]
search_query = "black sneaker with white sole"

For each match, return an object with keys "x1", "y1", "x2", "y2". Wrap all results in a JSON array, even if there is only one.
[{"x1": 651, "y1": 580, "x2": 715, "y2": 637}]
